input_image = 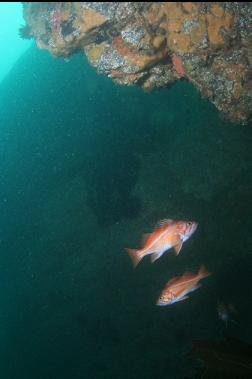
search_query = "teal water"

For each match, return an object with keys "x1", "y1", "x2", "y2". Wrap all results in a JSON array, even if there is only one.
[
  {"x1": 0, "y1": 45, "x2": 251, "y2": 379},
  {"x1": 0, "y1": 2, "x2": 31, "y2": 83}
]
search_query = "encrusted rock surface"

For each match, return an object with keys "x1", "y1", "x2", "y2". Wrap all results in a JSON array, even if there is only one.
[{"x1": 22, "y1": 2, "x2": 252, "y2": 124}]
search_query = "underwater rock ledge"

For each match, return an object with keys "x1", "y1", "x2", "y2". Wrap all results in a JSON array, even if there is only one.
[{"x1": 21, "y1": 2, "x2": 252, "y2": 124}]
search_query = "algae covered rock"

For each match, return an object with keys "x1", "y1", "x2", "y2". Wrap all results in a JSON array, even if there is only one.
[{"x1": 22, "y1": 2, "x2": 252, "y2": 124}]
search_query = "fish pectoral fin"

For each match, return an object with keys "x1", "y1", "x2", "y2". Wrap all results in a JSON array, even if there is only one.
[
  {"x1": 141, "y1": 233, "x2": 151, "y2": 247},
  {"x1": 151, "y1": 252, "x2": 161, "y2": 263},
  {"x1": 174, "y1": 240, "x2": 183, "y2": 255}
]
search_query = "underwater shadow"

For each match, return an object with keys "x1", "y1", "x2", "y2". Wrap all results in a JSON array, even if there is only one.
[{"x1": 84, "y1": 148, "x2": 141, "y2": 227}]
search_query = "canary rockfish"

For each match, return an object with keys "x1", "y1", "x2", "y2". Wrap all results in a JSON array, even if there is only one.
[
  {"x1": 126, "y1": 218, "x2": 198, "y2": 268},
  {"x1": 157, "y1": 265, "x2": 211, "y2": 306}
]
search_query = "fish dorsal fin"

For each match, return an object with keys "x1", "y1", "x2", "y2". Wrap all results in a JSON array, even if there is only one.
[
  {"x1": 179, "y1": 272, "x2": 195, "y2": 281},
  {"x1": 154, "y1": 219, "x2": 174, "y2": 231},
  {"x1": 165, "y1": 276, "x2": 179, "y2": 287},
  {"x1": 141, "y1": 233, "x2": 152, "y2": 247},
  {"x1": 198, "y1": 265, "x2": 211, "y2": 279},
  {"x1": 169, "y1": 272, "x2": 197, "y2": 289}
]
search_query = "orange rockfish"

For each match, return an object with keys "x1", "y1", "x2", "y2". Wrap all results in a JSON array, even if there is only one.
[
  {"x1": 156, "y1": 265, "x2": 211, "y2": 306},
  {"x1": 126, "y1": 219, "x2": 198, "y2": 268}
]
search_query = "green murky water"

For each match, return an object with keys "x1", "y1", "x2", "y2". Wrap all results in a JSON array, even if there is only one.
[{"x1": 0, "y1": 45, "x2": 251, "y2": 379}]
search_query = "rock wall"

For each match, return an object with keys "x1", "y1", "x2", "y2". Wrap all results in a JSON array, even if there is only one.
[{"x1": 21, "y1": 2, "x2": 252, "y2": 124}]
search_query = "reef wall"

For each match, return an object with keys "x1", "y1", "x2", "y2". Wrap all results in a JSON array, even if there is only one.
[{"x1": 21, "y1": 2, "x2": 252, "y2": 124}]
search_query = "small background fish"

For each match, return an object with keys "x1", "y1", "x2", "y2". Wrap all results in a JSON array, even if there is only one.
[{"x1": 217, "y1": 301, "x2": 237, "y2": 327}]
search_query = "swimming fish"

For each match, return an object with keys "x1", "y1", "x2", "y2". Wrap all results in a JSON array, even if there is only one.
[
  {"x1": 217, "y1": 301, "x2": 237, "y2": 327},
  {"x1": 126, "y1": 219, "x2": 198, "y2": 268},
  {"x1": 156, "y1": 265, "x2": 211, "y2": 306}
]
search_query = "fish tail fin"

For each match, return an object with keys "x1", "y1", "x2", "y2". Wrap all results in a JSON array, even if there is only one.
[
  {"x1": 125, "y1": 248, "x2": 144, "y2": 268},
  {"x1": 198, "y1": 264, "x2": 212, "y2": 279}
]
